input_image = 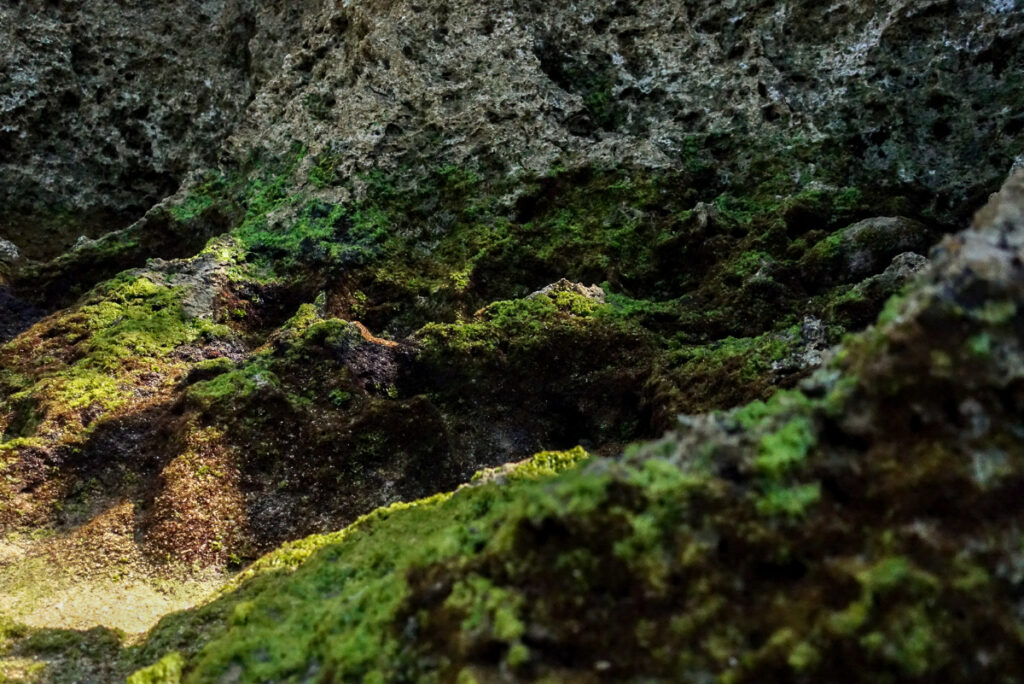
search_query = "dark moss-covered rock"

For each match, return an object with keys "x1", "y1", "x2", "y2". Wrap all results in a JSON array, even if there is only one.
[
  {"x1": 102, "y1": 170, "x2": 1024, "y2": 683},
  {"x1": 0, "y1": 152, "x2": 988, "y2": 575},
  {"x1": 3, "y1": 1, "x2": 1024, "y2": 676},
  {"x1": 800, "y1": 216, "x2": 935, "y2": 285},
  {"x1": 414, "y1": 288, "x2": 660, "y2": 456}
]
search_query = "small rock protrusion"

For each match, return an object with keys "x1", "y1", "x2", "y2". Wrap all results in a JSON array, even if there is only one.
[
  {"x1": 528, "y1": 278, "x2": 606, "y2": 302},
  {"x1": 73, "y1": 234, "x2": 97, "y2": 250},
  {"x1": 772, "y1": 315, "x2": 831, "y2": 376},
  {"x1": 0, "y1": 238, "x2": 20, "y2": 264}
]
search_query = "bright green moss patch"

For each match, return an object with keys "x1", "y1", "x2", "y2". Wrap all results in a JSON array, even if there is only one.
[
  {"x1": 418, "y1": 290, "x2": 609, "y2": 358},
  {"x1": 471, "y1": 446, "x2": 590, "y2": 483},
  {"x1": 70, "y1": 276, "x2": 208, "y2": 370},
  {"x1": 504, "y1": 446, "x2": 589, "y2": 480},
  {"x1": 128, "y1": 487, "x2": 504, "y2": 680},
  {"x1": 1, "y1": 273, "x2": 230, "y2": 442},
  {"x1": 125, "y1": 652, "x2": 184, "y2": 684},
  {"x1": 187, "y1": 364, "x2": 271, "y2": 407},
  {"x1": 729, "y1": 389, "x2": 815, "y2": 431},
  {"x1": 755, "y1": 416, "x2": 816, "y2": 477}
]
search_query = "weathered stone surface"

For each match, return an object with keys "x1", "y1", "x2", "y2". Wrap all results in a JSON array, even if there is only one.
[
  {"x1": 111, "y1": 169, "x2": 1024, "y2": 683},
  {"x1": 4, "y1": 0, "x2": 1023, "y2": 265},
  {"x1": 225, "y1": 0, "x2": 1023, "y2": 214},
  {"x1": 528, "y1": 278, "x2": 606, "y2": 302},
  {"x1": 0, "y1": 239, "x2": 18, "y2": 264},
  {"x1": 0, "y1": 0, "x2": 320, "y2": 258},
  {"x1": 1, "y1": 2, "x2": 1023, "y2": 679}
]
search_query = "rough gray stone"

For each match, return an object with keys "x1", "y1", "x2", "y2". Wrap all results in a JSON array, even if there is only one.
[
  {"x1": 529, "y1": 278, "x2": 606, "y2": 303},
  {"x1": 0, "y1": 0, "x2": 323, "y2": 258},
  {"x1": 4, "y1": 0, "x2": 1023, "y2": 263},
  {"x1": 0, "y1": 239, "x2": 19, "y2": 264}
]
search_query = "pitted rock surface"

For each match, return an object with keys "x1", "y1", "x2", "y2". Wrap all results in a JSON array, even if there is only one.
[{"x1": 0, "y1": 0, "x2": 322, "y2": 258}]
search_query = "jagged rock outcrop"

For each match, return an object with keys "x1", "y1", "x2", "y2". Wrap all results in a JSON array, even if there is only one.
[
  {"x1": 225, "y1": 0, "x2": 1023, "y2": 213},
  {"x1": 4, "y1": 0, "x2": 1022, "y2": 265}
]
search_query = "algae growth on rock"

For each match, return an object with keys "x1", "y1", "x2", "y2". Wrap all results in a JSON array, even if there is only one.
[{"x1": 1, "y1": 0, "x2": 1023, "y2": 681}]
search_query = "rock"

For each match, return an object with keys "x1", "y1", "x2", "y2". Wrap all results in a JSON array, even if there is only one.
[
  {"x1": 856, "y1": 250, "x2": 930, "y2": 296},
  {"x1": 825, "y1": 251, "x2": 931, "y2": 329},
  {"x1": 528, "y1": 278, "x2": 606, "y2": 302},
  {"x1": 142, "y1": 251, "x2": 230, "y2": 320},
  {"x1": 880, "y1": 251, "x2": 929, "y2": 280},
  {"x1": 0, "y1": 0, "x2": 320, "y2": 259},
  {"x1": 1, "y1": 0, "x2": 1024, "y2": 679},
  {"x1": 127, "y1": 169, "x2": 1024, "y2": 684},
  {"x1": 0, "y1": 238, "x2": 19, "y2": 264},
  {"x1": 841, "y1": 217, "x2": 931, "y2": 277},
  {"x1": 804, "y1": 216, "x2": 934, "y2": 286},
  {"x1": 838, "y1": 168, "x2": 1024, "y2": 438},
  {"x1": 5, "y1": 0, "x2": 1023, "y2": 262},
  {"x1": 772, "y1": 315, "x2": 831, "y2": 376}
]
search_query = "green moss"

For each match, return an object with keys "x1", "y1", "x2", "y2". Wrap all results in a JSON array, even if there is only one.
[
  {"x1": 446, "y1": 575, "x2": 525, "y2": 640},
  {"x1": 71, "y1": 276, "x2": 209, "y2": 371},
  {"x1": 168, "y1": 173, "x2": 230, "y2": 223},
  {"x1": 755, "y1": 417, "x2": 816, "y2": 477},
  {"x1": 824, "y1": 557, "x2": 948, "y2": 675},
  {"x1": 808, "y1": 231, "x2": 844, "y2": 261},
  {"x1": 728, "y1": 388, "x2": 814, "y2": 432},
  {"x1": 756, "y1": 482, "x2": 821, "y2": 517},
  {"x1": 117, "y1": 449, "x2": 670, "y2": 679},
  {"x1": 118, "y1": 446, "x2": 593, "y2": 680},
  {"x1": 787, "y1": 640, "x2": 820, "y2": 671},
  {"x1": 281, "y1": 303, "x2": 321, "y2": 335},
  {"x1": 876, "y1": 292, "x2": 909, "y2": 327},
  {"x1": 510, "y1": 446, "x2": 588, "y2": 480},
  {"x1": 418, "y1": 291, "x2": 609, "y2": 358},
  {"x1": 472, "y1": 447, "x2": 590, "y2": 483},
  {"x1": 668, "y1": 328, "x2": 798, "y2": 383},
  {"x1": 967, "y1": 332, "x2": 993, "y2": 357},
  {"x1": 128, "y1": 491, "x2": 467, "y2": 680},
  {"x1": 158, "y1": 148, "x2": 879, "y2": 354},
  {"x1": 861, "y1": 605, "x2": 942, "y2": 676},
  {"x1": 126, "y1": 652, "x2": 184, "y2": 684},
  {"x1": 0, "y1": 623, "x2": 125, "y2": 683},
  {"x1": 1, "y1": 274, "x2": 230, "y2": 441},
  {"x1": 84, "y1": 325, "x2": 1021, "y2": 680},
  {"x1": 185, "y1": 357, "x2": 236, "y2": 383},
  {"x1": 730, "y1": 250, "x2": 777, "y2": 278},
  {"x1": 188, "y1": 363, "x2": 275, "y2": 406}
]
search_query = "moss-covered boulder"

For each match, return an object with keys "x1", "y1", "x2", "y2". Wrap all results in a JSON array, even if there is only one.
[
  {"x1": 85, "y1": 169, "x2": 1024, "y2": 683},
  {"x1": 3, "y1": 2, "x2": 1024, "y2": 678}
]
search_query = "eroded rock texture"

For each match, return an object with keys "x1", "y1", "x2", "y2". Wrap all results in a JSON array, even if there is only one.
[
  {"x1": 0, "y1": 0, "x2": 320, "y2": 258},
  {"x1": 119, "y1": 170, "x2": 1024, "y2": 682},
  {"x1": 0, "y1": 0, "x2": 1022, "y2": 680}
]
